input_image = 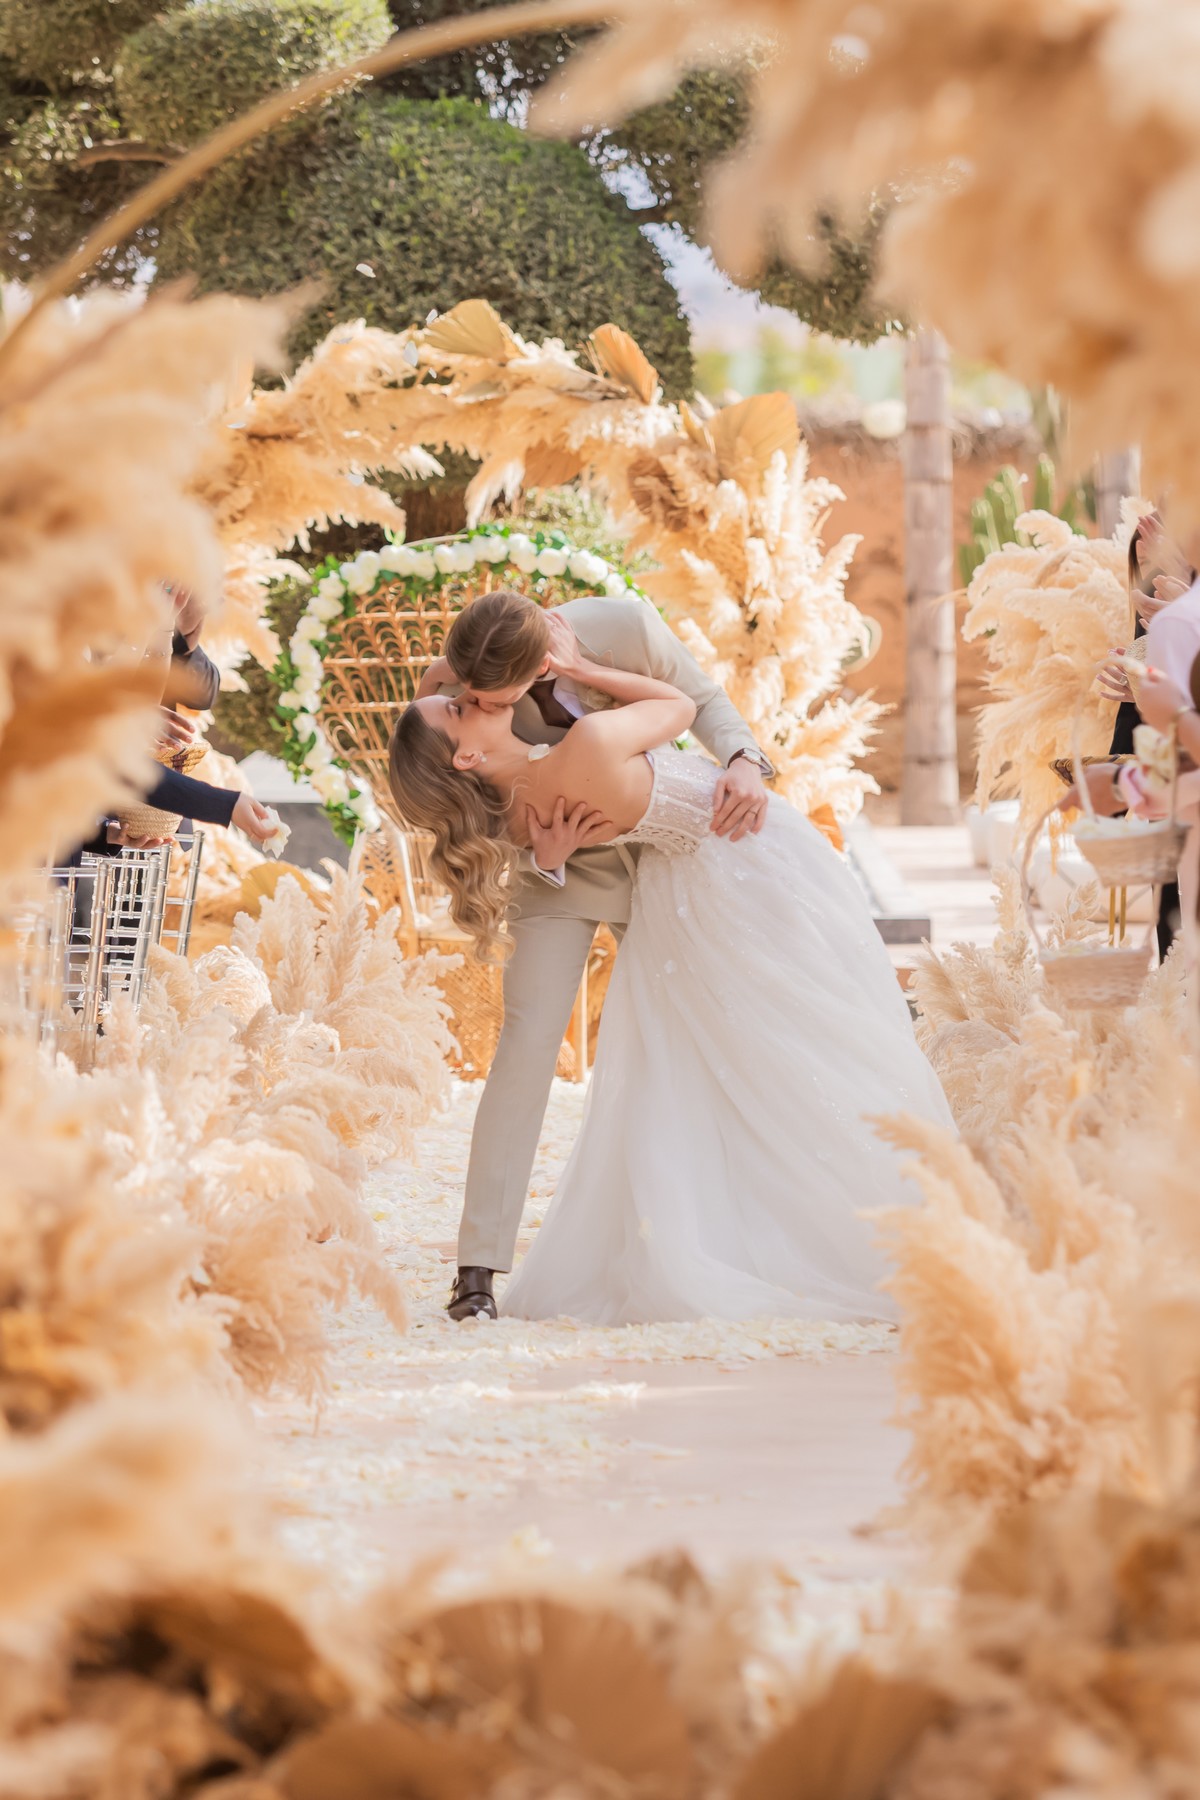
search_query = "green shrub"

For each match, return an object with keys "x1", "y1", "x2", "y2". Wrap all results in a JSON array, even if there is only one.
[
  {"x1": 117, "y1": 0, "x2": 392, "y2": 146},
  {"x1": 0, "y1": 84, "x2": 152, "y2": 282},
  {"x1": 0, "y1": 0, "x2": 180, "y2": 87},
  {"x1": 155, "y1": 94, "x2": 694, "y2": 390}
]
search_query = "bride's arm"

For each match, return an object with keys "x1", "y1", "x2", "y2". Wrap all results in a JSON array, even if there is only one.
[{"x1": 549, "y1": 614, "x2": 696, "y2": 749}]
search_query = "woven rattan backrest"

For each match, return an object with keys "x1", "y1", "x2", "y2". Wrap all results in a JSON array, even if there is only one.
[{"x1": 321, "y1": 570, "x2": 518, "y2": 824}]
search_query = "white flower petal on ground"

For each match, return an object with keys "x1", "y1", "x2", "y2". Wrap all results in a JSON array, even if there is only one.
[{"x1": 255, "y1": 1079, "x2": 894, "y2": 1588}]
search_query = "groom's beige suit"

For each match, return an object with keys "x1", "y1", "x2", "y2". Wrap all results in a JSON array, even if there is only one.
[{"x1": 454, "y1": 593, "x2": 766, "y2": 1272}]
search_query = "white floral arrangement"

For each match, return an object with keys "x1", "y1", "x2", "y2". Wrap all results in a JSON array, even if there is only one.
[{"x1": 272, "y1": 524, "x2": 647, "y2": 843}]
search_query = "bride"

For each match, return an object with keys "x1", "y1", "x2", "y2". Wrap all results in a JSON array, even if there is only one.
[{"x1": 389, "y1": 611, "x2": 954, "y2": 1326}]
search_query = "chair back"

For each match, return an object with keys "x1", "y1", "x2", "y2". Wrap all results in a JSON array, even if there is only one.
[{"x1": 320, "y1": 570, "x2": 512, "y2": 824}]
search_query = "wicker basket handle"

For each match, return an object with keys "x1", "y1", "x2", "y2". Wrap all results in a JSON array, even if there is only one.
[{"x1": 1020, "y1": 804, "x2": 1058, "y2": 956}]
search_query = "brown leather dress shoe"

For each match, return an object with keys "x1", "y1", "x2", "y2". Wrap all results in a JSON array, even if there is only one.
[{"x1": 448, "y1": 1266, "x2": 497, "y2": 1321}]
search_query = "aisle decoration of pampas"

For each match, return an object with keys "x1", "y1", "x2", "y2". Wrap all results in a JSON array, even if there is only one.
[
  {"x1": 93, "y1": 871, "x2": 453, "y2": 1397},
  {"x1": 874, "y1": 873, "x2": 1195, "y2": 1526},
  {"x1": 214, "y1": 301, "x2": 877, "y2": 824},
  {"x1": 533, "y1": 0, "x2": 1200, "y2": 501},
  {"x1": 319, "y1": 302, "x2": 879, "y2": 824},
  {"x1": 0, "y1": 1038, "x2": 229, "y2": 1432},
  {"x1": 964, "y1": 513, "x2": 1131, "y2": 833}
]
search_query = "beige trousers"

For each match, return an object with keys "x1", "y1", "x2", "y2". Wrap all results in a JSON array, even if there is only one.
[{"x1": 457, "y1": 877, "x2": 629, "y2": 1273}]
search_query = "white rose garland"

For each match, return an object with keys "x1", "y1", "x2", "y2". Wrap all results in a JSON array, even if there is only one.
[{"x1": 272, "y1": 523, "x2": 646, "y2": 845}]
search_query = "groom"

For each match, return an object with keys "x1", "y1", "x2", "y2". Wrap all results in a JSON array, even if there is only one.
[{"x1": 423, "y1": 587, "x2": 773, "y2": 1319}]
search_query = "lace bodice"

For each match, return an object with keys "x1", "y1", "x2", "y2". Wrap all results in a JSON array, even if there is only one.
[{"x1": 614, "y1": 750, "x2": 721, "y2": 856}]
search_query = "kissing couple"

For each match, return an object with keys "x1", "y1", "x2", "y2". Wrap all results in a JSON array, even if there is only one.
[{"x1": 388, "y1": 585, "x2": 953, "y2": 1327}]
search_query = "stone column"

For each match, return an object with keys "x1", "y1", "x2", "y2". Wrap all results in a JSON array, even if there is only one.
[{"x1": 901, "y1": 328, "x2": 959, "y2": 824}]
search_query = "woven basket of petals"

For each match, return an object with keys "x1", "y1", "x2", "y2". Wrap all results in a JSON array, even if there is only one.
[
  {"x1": 1021, "y1": 804, "x2": 1157, "y2": 1010},
  {"x1": 1065, "y1": 669, "x2": 1185, "y2": 888},
  {"x1": 1072, "y1": 814, "x2": 1188, "y2": 888},
  {"x1": 113, "y1": 738, "x2": 208, "y2": 840},
  {"x1": 1037, "y1": 939, "x2": 1154, "y2": 1010}
]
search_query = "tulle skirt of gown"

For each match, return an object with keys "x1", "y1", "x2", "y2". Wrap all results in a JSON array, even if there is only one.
[{"x1": 501, "y1": 751, "x2": 954, "y2": 1326}]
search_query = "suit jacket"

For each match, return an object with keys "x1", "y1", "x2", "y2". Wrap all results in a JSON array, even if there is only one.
[
  {"x1": 163, "y1": 629, "x2": 221, "y2": 713},
  {"x1": 456, "y1": 596, "x2": 766, "y2": 928}
]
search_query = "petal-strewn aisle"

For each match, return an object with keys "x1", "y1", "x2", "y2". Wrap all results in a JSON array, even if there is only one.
[{"x1": 256, "y1": 1081, "x2": 908, "y2": 1600}]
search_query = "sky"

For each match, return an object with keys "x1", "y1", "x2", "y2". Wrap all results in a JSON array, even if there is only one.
[{"x1": 649, "y1": 225, "x2": 812, "y2": 351}]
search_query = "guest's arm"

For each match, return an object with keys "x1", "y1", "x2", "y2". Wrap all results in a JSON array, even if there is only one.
[
  {"x1": 147, "y1": 767, "x2": 239, "y2": 828},
  {"x1": 139, "y1": 770, "x2": 276, "y2": 840},
  {"x1": 163, "y1": 631, "x2": 221, "y2": 711}
]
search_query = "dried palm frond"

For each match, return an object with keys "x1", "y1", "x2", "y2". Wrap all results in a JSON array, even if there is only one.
[
  {"x1": 533, "y1": 0, "x2": 1200, "y2": 504},
  {"x1": 0, "y1": 285, "x2": 287, "y2": 872},
  {"x1": 964, "y1": 512, "x2": 1133, "y2": 833},
  {"x1": 197, "y1": 322, "x2": 445, "y2": 661}
]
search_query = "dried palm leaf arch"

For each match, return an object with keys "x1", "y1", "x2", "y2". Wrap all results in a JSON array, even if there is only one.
[{"x1": 235, "y1": 301, "x2": 877, "y2": 841}]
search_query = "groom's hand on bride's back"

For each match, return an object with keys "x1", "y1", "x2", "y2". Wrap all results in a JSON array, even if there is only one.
[
  {"x1": 712, "y1": 759, "x2": 768, "y2": 841},
  {"x1": 527, "y1": 797, "x2": 614, "y2": 871}
]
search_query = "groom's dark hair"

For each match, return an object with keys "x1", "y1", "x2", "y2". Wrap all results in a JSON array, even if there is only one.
[{"x1": 444, "y1": 590, "x2": 550, "y2": 693}]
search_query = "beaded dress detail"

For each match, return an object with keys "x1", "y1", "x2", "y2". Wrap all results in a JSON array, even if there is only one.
[
  {"x1": 502, "y1": 748, "x2": 954, "y2": 1327},
  {"x1": 610, "y1": 749, "x2": 717, "y2": 856}
]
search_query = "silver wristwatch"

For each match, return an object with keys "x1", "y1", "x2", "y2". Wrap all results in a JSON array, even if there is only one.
[{"x1": 728, "y1": 748, "x2": 774, "y2": 781}]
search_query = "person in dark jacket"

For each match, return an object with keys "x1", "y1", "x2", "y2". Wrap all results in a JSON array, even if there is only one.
[{"x1": 79, "y1": 585, "x2": 277, "y2": 855}]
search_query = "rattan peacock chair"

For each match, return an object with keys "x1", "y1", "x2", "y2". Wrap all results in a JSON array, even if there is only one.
[{"x1": 325, "y1": 546, "x2": 617, "y2": 1079}]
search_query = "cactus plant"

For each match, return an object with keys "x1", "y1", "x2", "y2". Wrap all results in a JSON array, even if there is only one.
[{"x1": 958, "y1": 455, "x2": 1085, "y2": 586}]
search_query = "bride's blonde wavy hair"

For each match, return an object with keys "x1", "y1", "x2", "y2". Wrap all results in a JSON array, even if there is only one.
[{"x1": 388, "y1": 705, "x2": 516, "y2": 963}]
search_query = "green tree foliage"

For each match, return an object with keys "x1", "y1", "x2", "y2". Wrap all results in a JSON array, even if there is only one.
[
  {"x1": 154, "y1": 92, "x2": 692, "y2": 386},
  {"x1": 376, "y1": 0, "x2": 586, "y2": 108},
  {"x1": 1, "y1": 0, "x2": 690, "y2": 386},
  {"x1": 117, "y1": 0, "x2": 393, "y2": 147},
  {"x1": 0, "y1": 0, "x2": 172, "y2": 87},
  {"x1": 0, "y1": 0, "x2": 891, "y2": 349},
  {"x1": 0, "y1": 1, "x2": 189, "y2": 281},
  {"x1": 212, "y1": 580, "x2": 308, "y2": 759},
  {"x1": 597, "y1": 70, "x2": 899, "y2": 346}
]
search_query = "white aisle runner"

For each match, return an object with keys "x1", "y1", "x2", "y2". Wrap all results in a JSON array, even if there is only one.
[{"x1": 256, "y1": 1081, "x2": 907, "y2": 1606}]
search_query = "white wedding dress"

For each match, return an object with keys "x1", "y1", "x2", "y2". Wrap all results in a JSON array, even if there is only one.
[{"x1": 501, "y1": 750, "x2": 954, "y2": 1327}]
